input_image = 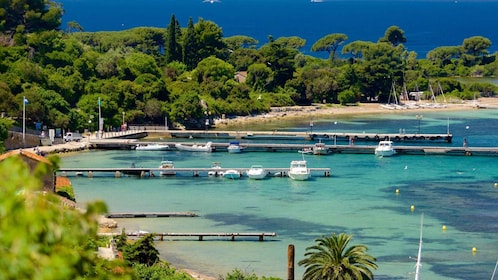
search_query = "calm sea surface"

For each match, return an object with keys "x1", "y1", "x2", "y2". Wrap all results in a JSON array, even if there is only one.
[
  {"x1": 57, "y1": 0, "x2": 498, "y2": 58},
  {"x1": 63, "y1": 109, "x2": 498, "y2": 279}
]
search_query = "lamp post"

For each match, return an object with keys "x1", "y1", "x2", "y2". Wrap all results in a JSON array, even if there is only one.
[
  {"x1": 416, "y1": 115, "x2": 423, "y2": 134},
  {"x1": 309, "y1": 119, "x2": 314, "y2": 134}
]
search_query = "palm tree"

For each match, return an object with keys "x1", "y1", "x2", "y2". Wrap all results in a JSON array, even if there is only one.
[{"x1": 298, "y1": 233, "x2": 377, "y2": 280}]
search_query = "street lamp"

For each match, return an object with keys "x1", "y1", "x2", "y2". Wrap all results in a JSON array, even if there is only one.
[
  {"x1": 416, "y1": 115, "x2": 423, "y2": 134},
  {"x1": 309, "y1": 119, "x2": 314, "y2": 134}
]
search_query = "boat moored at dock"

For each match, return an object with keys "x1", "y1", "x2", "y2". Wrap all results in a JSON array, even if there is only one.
[{"x1": 288, "y1": 160, "x2": 311, "y2": 180}]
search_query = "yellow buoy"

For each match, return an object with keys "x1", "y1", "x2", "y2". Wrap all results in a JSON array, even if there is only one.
[
  {"x1": 442, "y1": 225, "x2": 447, "y2": 231},
  {"x1": 395, "y1": 189, "x2": 400, "y2": 194},
  {"x1": 410, "y1": 205, "x2": 415, "y2": 212},
  {"x1": 472, "y1": 247, "x2": 477, "y2": 254},
  {"x1": 494, "y1": 182, "x2": 498, "y2": 188}
]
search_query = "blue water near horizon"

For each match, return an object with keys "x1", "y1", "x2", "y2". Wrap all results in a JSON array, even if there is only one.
[
  {"x1": 63, "y1": 109, "x2": 498, "y2": 279},
  {"x1": 57, "y1": 0, "x2": 498, "y2": 58}
]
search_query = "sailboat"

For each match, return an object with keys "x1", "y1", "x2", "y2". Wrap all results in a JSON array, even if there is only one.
[{"x1": 381, "y1": 82, "x2": 406, "y2": 110}]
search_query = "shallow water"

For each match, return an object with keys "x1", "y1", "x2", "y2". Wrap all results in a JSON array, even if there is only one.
[{"x1": 64, "y1": 110, "x2": 498, "y2": 279}]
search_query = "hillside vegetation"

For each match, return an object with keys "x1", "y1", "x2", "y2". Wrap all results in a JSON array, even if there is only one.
[{"x1": 1, "y1": 0, "x2": 497, "y2": 132}]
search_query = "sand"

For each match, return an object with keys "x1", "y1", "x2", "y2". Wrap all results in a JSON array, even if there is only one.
[{"x1": 214, "y1": 98, "x2": 498, "y2": 129}]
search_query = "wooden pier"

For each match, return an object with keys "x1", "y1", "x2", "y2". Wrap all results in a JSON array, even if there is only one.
[
  {"x1": 57, "y1": 166, "x2": 332, "y2": 178},
  {"x1": 164, "y1": 130, "x2": 453, "y2": 143},
  {"x1": 126, "y1": 232, "x2": 278, "y2": 241}
]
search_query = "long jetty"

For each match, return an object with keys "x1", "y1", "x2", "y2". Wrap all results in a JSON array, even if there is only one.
[
  {"x1": 127, "y1": 232, "x2": 277, "y2": 242},
  {"x1": 86, "y1": 140, "x2": 498, "y2": 157},
  {"x1": 162, "y1": 130, "x2": 453, "y2": 143},
  {"x1": 57, "y1": 166, "x2": 332, "y2": 177}
]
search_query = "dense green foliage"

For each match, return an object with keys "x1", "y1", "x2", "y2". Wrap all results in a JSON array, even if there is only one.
[
  {"x1": 298, "y1": 233, "x2": 378, "y2": 280},
  {"x1": 0, "y1": 156, "x2": 130, "y2": 279},
  {"x1": 0, "y1": 0, "x2": 497, "y2": 132}
]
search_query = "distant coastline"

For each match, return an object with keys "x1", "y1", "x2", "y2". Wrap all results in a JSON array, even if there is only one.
[{"x1": 58, "y1": 0, "x2": 498, "y2": 58}]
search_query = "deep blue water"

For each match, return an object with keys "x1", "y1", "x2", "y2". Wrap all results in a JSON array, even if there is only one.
[{"x1": 57, "y1": 0, "x2": 498, "y2": 58}]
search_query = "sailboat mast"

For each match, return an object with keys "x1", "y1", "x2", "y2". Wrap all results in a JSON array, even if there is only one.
[{"x1": 415, "y1": 214, "x2": 424, "y2": 280}]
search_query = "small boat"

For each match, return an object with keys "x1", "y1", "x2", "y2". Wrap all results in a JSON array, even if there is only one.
[
  {"x1": 223, "y1": 169, "x2": 241, "y2": 179},
  {"x1": 159, "y1": 160, "x2": 175, "y2": 176},
  {"x1": 175, "y1": 141, "x2": 213, "y2": 152},
  {"x1": 288, "y1": 160, "x2": 311, "y2": 181},
  {"x1": 208, "y1": 162, "x2": 223, "y2": 177},
  {"x1": 227, "y1": 141, "x2": 243, "y2": 153},
  {"x1": 298, "y1": 147, "x2": 313, "y2": 154},
  {"x1": 135, "y1": 143, "x2": 170, "y2": 151},
  {"x1": 375, "y1": 140, "x2": 396, "y2": 157},
  {"x1": 246, "y1": 165, "x2": 267, "y2": 180},
  {"x1": 312, "y1": 141, "x2": 329, "y2": 155}
]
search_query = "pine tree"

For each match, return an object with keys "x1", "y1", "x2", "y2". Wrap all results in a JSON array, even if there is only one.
[
  {"x1": 165, "y1": 14, "x2": 182, "y2": 63},
  {"x1": 183, "y1": 17, "x2": 198, "y2": 70}
]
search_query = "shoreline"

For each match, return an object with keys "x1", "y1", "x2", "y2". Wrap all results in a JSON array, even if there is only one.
[{"x1": 213, "y1": 98, "x2": 498, "y2": 129}]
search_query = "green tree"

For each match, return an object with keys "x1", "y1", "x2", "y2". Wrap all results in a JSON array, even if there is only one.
[
  {"x1": 461, "y1": 36, "x2": 492, "y2": 66},
  {"x1": 224, "y1": 35, "x2": 258, "y2": 50},
  {"x1": 183, "y1": 17, "x2": 198, "y2": 70},
  {"x1": 123, "y1": 234, "x2": 159, "y2": 267},
  {"x1": 298, "y1": 233, "x2": 377, "y2": 280},
  {"x1": 0, "y1": 0, "x2": 62, "y2": 37},
  {"x1": 379, "y1": 26, "x2": 407, "y2": 46},
  {"x1": 311, "y1": 33, "x2": 348, "y2": 63},
  {"x1": 165, "y1": 14, "x2": 182, "y2": 63},
  {"x1": 246, "y1": 63, "x2": 272, "y2": 92},
  {"x1": 273, "y1": 36, "x2": 306, "y2": 50}
]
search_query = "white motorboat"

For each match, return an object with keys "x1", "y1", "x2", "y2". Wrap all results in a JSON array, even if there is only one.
[
  {"x1": 159, "y1": 160, "x2": 175, "y2": 176},
  {"x1": 246, "y1": 165, "x2": 267, "y2": 180},
  {"x1": 175, "y1": 141, "x2": 213, "y2": 152},
  {"x1": 375, "y1": 140, "x2": 396, "y2": 157},
  {"x1": 208, "y1": 162, "x2": 223, "y2": 177},
  {"x1": 298, "y1": 147, "x2": 313, "y2": 154},
  {"x1": 288, "y1": 160, "x2": 311, "y2": 181},
  {"x1": 135, "y1": 143, "x2": 170, "y2": 151},
  {"x1": 312, "y1": 141, "x2": 329, "y2": 155},
  {"x1": 227, "y1": 141, "x2": 243, "y2": 153},
  {"x1": 223, "y1": 169, "x2": 241, "y2": 179}
]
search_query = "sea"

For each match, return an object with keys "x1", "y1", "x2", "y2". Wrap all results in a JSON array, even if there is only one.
[
  {"x1": 57, "y1": 0, "x2": 498, "y2": 58},
  {"x1": 62, "y1": 109, "x2": 498, "y2": 280}
]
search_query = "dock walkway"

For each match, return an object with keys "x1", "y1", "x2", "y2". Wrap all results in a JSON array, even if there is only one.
[{"x1": 127, "y1": 232, "x2": 278, "y2": 241}]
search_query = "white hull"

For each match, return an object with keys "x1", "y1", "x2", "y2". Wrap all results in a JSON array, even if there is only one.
[
  {"x1": 208, "y1": 162, "x2": 223, "y2": 177},
  {"x1": 375, "y1": 140, "x2": 396, "y2": 157},
  {"x1": 288, "y1": 160, "x2": 311, "y2": 180},
  {"x1": 223, "y1": 170, "x2": 241, "y2": 179},
  {"x1": 246, "y1": 165, "x2": 267, "y2": 180},
  {"x1": 159, "y1": 160, "x2": 175, "y2": 176},
  {"x1": 227, "y1": 145, "x2": 242, "y2": 153},
  {"x1": 135, "y1": 144, "x2": 170, "y2": 151},
  {"x1": 175, "y1": 142, "x2": 212, "y2": 152}
]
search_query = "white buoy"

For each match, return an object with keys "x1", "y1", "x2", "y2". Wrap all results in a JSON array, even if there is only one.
[{"x1": 410, "y1": 205, "x2": 415, "y2": 212}]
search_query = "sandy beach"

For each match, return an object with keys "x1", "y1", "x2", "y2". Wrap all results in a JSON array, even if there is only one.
[{"x1": 214, "y1": 98, "x2": 498, "y2": 129}]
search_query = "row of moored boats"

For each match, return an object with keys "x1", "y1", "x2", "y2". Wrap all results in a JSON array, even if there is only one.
[{"x1": 157, "y1": 160, "x2": 312, "y2": 181}]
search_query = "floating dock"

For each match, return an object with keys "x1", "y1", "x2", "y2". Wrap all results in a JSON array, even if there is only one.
[
  {"x1": 164, "y1": 130, "x2": 453, "y2": 143},
  {"x1": 58, "y1": 166, "x2": 332, "y2": 178},
  {"x1": 86, "y1": 140, "x2": 498, "y2": 157}
]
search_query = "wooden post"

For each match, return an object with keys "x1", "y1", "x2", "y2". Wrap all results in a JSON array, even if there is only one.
[{"x1": 288, "y1": 244, "x2": 294, "y2": 280}]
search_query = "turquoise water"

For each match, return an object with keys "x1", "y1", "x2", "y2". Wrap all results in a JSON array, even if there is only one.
[{"x1": 63, "y1": 110, "x2": 498, "y2": 279}]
